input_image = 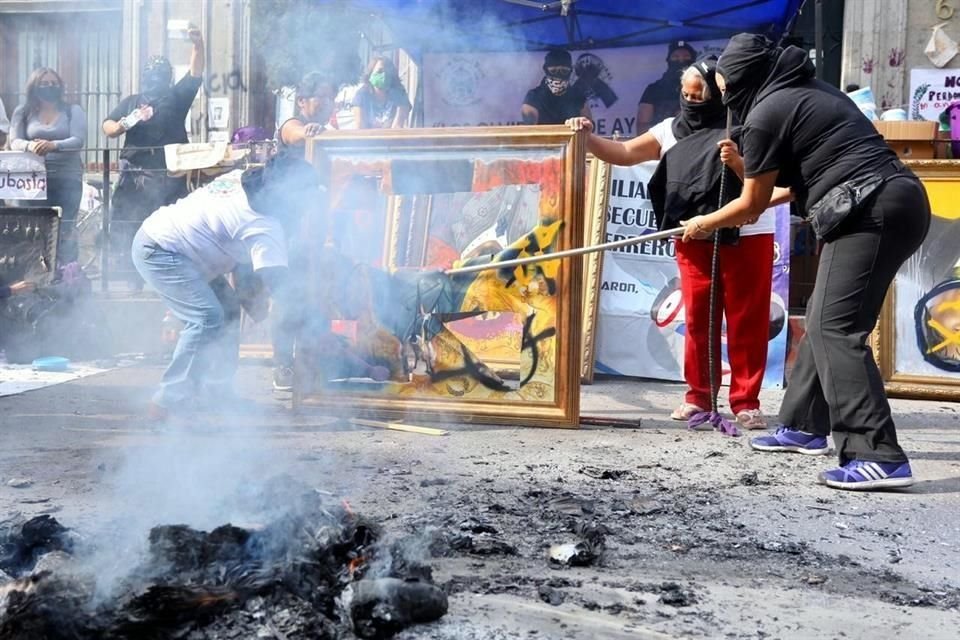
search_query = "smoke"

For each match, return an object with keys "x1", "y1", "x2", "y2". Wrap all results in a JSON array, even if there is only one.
[
  {"x1": 77, "y1": 416, "x2": 307, "y2": 600},
  {"x1": 252, "y1": 0, "x2": 526, "y2": 88}
]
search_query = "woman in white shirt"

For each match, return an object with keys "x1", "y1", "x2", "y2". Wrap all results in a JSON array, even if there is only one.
[{"x1": 569, "y1": 57, "x2": 775, "y2": 430}]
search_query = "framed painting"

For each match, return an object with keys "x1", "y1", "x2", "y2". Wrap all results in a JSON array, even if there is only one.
[
  {"x1": 580, "y1": 155, "x2": 610, "y2": 384},
  {"x1": 299, "y1": 126, "x2": 586, "y2": 427},
  {"x1": 872, "y1": 160, "x2": 960, "y2": 401}
]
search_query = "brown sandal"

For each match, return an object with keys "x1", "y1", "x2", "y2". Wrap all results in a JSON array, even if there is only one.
[
  {"x1": 736, "y1": 409, "x2": 768, "y2": 430},
  {"x1": 671, "y1": 402, "x2": 706, "y2": 421}
]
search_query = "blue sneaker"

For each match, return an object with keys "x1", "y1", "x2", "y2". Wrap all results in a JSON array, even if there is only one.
[
  {"x1": 750, "y1": 426, "x2": 830, "y2": 455},
  {"x1": 818, "y1": 460, "x2": 914, "y2": 490}
]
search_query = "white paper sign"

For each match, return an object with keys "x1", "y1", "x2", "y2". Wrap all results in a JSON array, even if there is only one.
[
  {"x1": 0, "y1": 151, "x2": 47, "y2": 200},
  {"x1": 909, "y1": 68, "x2": 960, "y2": 121},
  {"x1": 209, "y1": 96, "x2": 230, "y2": 130}
]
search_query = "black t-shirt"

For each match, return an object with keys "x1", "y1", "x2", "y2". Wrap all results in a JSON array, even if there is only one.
[
  {"x1": 639, "y1": 76, "x2": 681, "y2": 126},
  {"x1": 353, "y1": 84, "x2": 412, "y2": 129},
  {"x1": 741, "y1": 78, "x2": 898, "y2": 212},
  {"x1": 276, "y1": 117, "x2": 306, "y2": 160},
  {"x1": 107, "y1": 74, "x2": 203, "y2": 169},
  {"x1": 523, "y1": 82, "x2": 586, "y2": 125}
]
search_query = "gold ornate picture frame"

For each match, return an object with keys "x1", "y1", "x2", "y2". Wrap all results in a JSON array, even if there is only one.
[
  {"x1": 872, "y1": 159, "x2": 960, "y2": 401},
  {"x1": 580, "y1": 155, "x2": 610, "y2": 384},
  {"x1": 299, "y1": 126, "x2": 586, "y2": 427}
]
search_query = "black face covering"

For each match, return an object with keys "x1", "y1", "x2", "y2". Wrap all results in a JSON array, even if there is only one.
[
  {"x1": 718, "y1": 33, "x2": 814, "y2": 124},
  {"x1": 671, "y1": 57, "x2": 726, "y2": 140},
  {"x1": 35, "y1": 86, "x2": 63, "y2": 103},
  {"x1": 141, "y1": 72, "x2": 171, "y2": 101}
]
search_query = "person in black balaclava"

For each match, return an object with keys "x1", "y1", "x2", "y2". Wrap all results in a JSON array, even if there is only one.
[
  {"x1": 681, "y1": 33, "x2": 932, "y2": 491},
  {"x1": 636, "y1": 40, "x2": 697, "y2": 135},
  {"x1": 521, "y1": 49, "x2": 591, "y2": 125},
  {"x1": 102, "y1": 26, "x2": 205, "y2": 290}
]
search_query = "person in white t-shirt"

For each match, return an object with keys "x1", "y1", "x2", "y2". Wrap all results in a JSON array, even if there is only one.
[
  {"x1": 132, "y1": 155, "x2": 321, "y2": 419},
  {"x1": 569, "y1": 58, "x2": 785, "y2": 431}
]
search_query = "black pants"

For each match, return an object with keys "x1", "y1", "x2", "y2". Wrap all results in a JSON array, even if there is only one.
[
  {"x1": 44, "y1": 175, "x2": 83, "y2": 265},
  {"x1": 779, "y1": 175, "x2": 931, "y2": 464},
  {"x1": 269, "y1": 245, "x2": 307, "y2": 368},
  {"x1": 112, "y1": 165, "x2": 188, "y2": 284}
]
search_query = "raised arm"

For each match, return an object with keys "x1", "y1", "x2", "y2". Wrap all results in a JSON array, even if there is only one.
[
  {"x1": 567, "y1": 116, "x2": 661, "y2": 166},
  {"x1": 188, "y1": 27, "x2": 205, "y2": 78}
]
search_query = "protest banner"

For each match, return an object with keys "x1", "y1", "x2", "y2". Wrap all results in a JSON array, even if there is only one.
[{"x1": 0, "y1": 151, "x2": 46, "y2": 201}]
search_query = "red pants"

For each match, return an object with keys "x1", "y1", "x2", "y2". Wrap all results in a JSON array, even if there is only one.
[{"x1": 676, "y1": 234, "x2": 774, "y2": 414}]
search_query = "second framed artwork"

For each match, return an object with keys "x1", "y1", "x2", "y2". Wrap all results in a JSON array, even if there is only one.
[
  {"x1": 301, "y1": 126, "x2": 587, "y2": 427},
  {"x1": 872, "y1": 160, "x2": 960, "y2": 401}
]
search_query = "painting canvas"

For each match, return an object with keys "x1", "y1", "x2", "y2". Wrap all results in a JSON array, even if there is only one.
[
  {"x1": 300, "y1": 127, "x2": 585, "y2": 427},
  {"x1": 874, "y1": 160, "x2": 960, "y2": 400}
]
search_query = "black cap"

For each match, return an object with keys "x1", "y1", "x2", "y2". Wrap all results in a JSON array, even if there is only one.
[
  {"x1": 543, "y1": 49, "x2": 573, "y2": 69},
  {"x1": 143, "y1": 55, "x2": 173, "y2": 77},
  {"x1": 667, "y1": 40, "x2": 698, "y2": 60},
  {"x1": 298, "y1": 71, "x2": 335, "y2": 99}
]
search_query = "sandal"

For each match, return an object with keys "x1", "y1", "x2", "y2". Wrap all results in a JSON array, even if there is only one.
[
  {"x1": 671, "y1": 402, "x2": 706, "y2": 421},
  {"x1": 736, "y1": 409, "x2": 768, "y2": 430}
]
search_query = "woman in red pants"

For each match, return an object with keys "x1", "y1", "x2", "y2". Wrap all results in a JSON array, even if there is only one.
[{"x1": 569, "y1": 57, "x2": 773, "y2": 430}]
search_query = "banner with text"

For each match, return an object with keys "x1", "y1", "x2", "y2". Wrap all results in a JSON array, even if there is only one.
[
  {"x1": 0, "y1": 152, "x2": 46, "y2": 201},
  {"x1": 909, "y1": 68, "x2": 960, "y2": 121},
  {"x1": 424, "y1": 40, "x2": 726, "y2": 137},
  {"x1": 593, "y1": 163, "x2": 790, "y2": 388}
]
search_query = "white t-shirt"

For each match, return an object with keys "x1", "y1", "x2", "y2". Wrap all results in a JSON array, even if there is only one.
[
  {"x1": 331, "y1": 83, "x2": 361, "y2": 130},
  {"x1": 142, "y1": 170, "x2": 288, "y2": 281},
  {"x1": 648, "y1": 117, "x2": 774, "y2": 236}
]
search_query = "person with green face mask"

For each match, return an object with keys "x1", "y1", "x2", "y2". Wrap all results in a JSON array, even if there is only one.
[
  {"x1": 352, "y1": 56, "x2": 411, "y2": 129},
  {"x1": 9, "y1": 67, "x2": 87, "y2": 264}
]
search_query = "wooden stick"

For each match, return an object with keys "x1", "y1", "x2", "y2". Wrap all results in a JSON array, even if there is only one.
[
  {"x1": 349, "y1": 417, "x2": 449, "y2": 436},
  {"x1": 579, "y1": 415, "x2": 642, "y2": 428},
  {"x1": 444, "y1": 227, "x2": 683, "y2": 276}
]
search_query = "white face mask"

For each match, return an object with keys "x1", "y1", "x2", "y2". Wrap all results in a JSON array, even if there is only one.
[{"x1": 545, "y1": 76, "x2": 569, "y2": 95}]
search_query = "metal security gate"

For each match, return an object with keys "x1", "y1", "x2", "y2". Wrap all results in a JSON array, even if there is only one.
[{"x1": 2, "y1": 11, "x2": 122, "y2": 171}]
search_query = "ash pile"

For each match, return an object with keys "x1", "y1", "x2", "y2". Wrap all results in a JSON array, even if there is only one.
[{"x1": 0, "y1": 480, "x2": 447, "y2": 639}]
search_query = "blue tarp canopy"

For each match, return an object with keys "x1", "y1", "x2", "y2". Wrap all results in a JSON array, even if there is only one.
[{"x1": 349, "y1": 0, "x2": 807, "y2": 52}]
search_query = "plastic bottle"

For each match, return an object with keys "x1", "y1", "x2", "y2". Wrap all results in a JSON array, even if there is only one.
[{"x1": 120, "y1": 107, "x2": 145, "y2": 131}]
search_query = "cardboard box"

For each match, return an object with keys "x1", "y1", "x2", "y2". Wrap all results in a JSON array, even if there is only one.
[{"x1": 874, "y1": 121, "x2": 937, "y2": 159}]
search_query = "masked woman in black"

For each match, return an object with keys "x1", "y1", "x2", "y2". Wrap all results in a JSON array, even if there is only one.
[
  {"x1": 681, "y1": 33, "x2": 931, "y2": 490},
  {"x1": 570, "y1": 57, "x2": 776, "y2": 432}
]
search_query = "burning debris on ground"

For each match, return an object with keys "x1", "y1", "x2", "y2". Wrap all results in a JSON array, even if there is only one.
[
  {"x1": 0, "y1": 481, "x2": 447, "y2": 639},
  {"x1": 548, "y1": 521, "x2": 608, "y2": 568}
]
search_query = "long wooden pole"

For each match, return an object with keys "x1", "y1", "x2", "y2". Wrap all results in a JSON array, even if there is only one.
[{"x1": 444, "y1": 227, "x2": 683, "y2": 277}]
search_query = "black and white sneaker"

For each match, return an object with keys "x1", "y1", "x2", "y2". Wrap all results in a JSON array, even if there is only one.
[{"x1": 273, "y1": 366, "x2": 294, "y2": 392}]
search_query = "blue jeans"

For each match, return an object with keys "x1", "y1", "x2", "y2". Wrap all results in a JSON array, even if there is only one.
[{"x1": 132, "y1": 228, "x2": 240, "y2": 408}]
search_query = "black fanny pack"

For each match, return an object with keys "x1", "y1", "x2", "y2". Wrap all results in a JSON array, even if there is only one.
[{"x1": 806, "y1": 160, "x2": 906, "y2": 239}]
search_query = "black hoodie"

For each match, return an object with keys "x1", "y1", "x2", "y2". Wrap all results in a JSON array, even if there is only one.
[
  {"x1": 717, "y1": 34, "x2": 897, "y2": 212},
  {"x1": 649, "y1": 57, "x2": 739, "y2": 230}
]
